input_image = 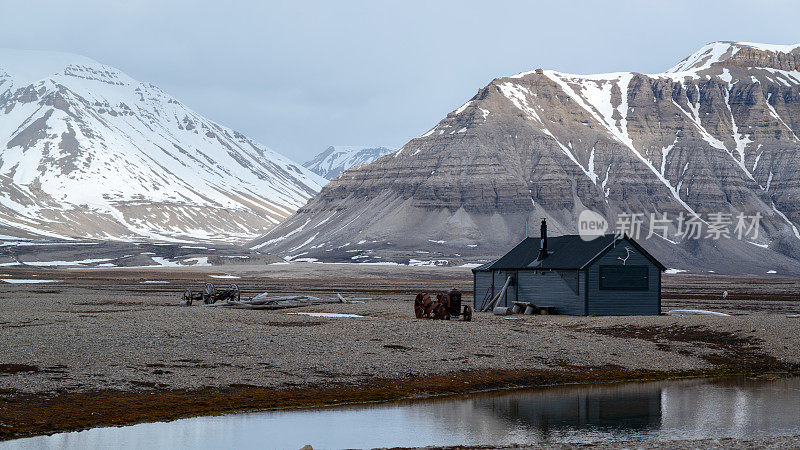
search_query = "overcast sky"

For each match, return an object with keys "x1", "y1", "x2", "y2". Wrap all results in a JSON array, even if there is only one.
[{"x1": 2, "y1": 0, "x2": 798, "y2": 162}]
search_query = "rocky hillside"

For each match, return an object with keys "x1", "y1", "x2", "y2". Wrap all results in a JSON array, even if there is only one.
[
  {"x1": 252, "y1": 41, "x2": 800, "y2": 274},
  {"x1": 303, "y1": 146, "x2": 396, "y2": 180},
  {"x1": 0, "y1": 49, "x2": 325, "y2": 243}
]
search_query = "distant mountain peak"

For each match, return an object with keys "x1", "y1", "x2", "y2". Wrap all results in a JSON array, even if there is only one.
[
  {"x1": 253, "y1": 41, "x2": 800, "y2": 274},
  {"x1": 303, "y1": 145, "x2": 396, "y2": 180},
  {"x1": 666, "y1": 41, "x2": 800, "y2": 73},
  {"x1": 0, "y1": 48, "x2": 126, "y2": 88},
  {"x1": 0, "y1": 49, "x2": 325, "y2": 243}
]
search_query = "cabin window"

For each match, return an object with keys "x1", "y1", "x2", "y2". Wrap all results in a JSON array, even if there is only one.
[{"x1": 599, "y1": 265, "x2": 649, "y2": 290}]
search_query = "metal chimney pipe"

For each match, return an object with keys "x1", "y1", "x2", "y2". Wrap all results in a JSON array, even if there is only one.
[{"x1": 539, "y1": 218, "x2": 548, "y2": 260}]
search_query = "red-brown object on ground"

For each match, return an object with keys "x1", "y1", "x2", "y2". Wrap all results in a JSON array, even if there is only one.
[
  {"x1": 447, "y1": 289, "x2": 462, "y2": 317},
  {"x1": 414, "y1": 290, "x2": 472, "y2": 321},
  {"x1": 414, "y1": 292, "x2": 433, "y2": 318},
  {"x1": 462, "y1": 305, "x2": 473, "y2": 322},
  {"x1": 432, "y1": 296, "x2": 449, "y2": 320}
]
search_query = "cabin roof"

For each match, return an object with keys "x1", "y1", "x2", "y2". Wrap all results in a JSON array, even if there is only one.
[{"x1": 473, "y1": 234, "x2": 666, "y2": 272}]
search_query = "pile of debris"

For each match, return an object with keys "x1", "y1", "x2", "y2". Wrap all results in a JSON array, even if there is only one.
[
  {"x1": 182, "y1": 283, "x2": 240, "y2": 306},
  {"x1": 492, "y1": 302, "x2": 556, "y2": 316},
  {"x1": 206, "y1": 293, "x2": 365, "y2": 310},
  {"x1": 180, "y1": 282, "x2": 368, "y2": 310}
]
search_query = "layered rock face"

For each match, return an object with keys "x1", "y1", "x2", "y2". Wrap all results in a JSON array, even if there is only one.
[
  {"x1": 0, "y1": 49, "x2": 325, "y2": 243},
  {"x1": 253, "y1": 42, "x2": 800, "y2": 274}
]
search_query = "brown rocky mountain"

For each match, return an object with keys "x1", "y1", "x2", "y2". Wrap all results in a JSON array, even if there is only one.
[{"x1": 252, "y1": 42, "x2": 800, "y2": 275}]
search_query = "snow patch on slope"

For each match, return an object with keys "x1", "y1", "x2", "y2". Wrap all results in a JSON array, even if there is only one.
[{"x1": 543, "y1": 70, "x2": 697, "y2": 214}]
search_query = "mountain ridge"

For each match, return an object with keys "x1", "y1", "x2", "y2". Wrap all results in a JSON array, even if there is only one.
[
  {"x1": 251, "y1": 41, "x2": 800, "y2": 274},
  {"x1": 0, "y1": 48, "x2": 325, "y2": 243}
]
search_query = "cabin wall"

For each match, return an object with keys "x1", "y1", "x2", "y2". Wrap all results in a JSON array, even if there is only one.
[
  {"x1": 586, "y1": 243, "x2": 660, "y2": 315},
  {"x1": 474, "y1": 271, "x2": 493, "y2": 309},
  {"x1": 485, "y1": 270, "x2": 518, "y2": 308},
  {"x1": 517, "y1": 269, "x2": 584, "y2": 315},
  {"x1": 492, "y1": 271, "x2": 501, "y2": 307},
  {"x1": 579, "y1": 270, "x2": 587, "y2": 315}
]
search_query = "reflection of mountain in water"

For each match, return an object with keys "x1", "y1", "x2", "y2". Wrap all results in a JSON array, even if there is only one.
[
  {"x1": 471, "y1": 382, "x2": 662, "y2": 439},
  {"x1": 660, "y1": 377, "x2": 800, "y2": 440}
]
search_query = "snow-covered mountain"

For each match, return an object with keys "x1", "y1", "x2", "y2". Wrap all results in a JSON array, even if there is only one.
[
  {"x1": 252, "y1": 41, "x2": 800, "y2": 274},
  {"x1": 303, "y1": 146, "x2": 396, "y2": 180},
  {"x1": 0, "y1": 49, "x2": 325, "y2": 243}
]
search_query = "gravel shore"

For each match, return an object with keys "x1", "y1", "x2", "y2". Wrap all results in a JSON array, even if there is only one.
[
  {"x1": 395, "y1": 434, "x2": 800, "y2": 449},
  {"x1": 1, "y1": 264, "x2": 799, "y2": 439}
]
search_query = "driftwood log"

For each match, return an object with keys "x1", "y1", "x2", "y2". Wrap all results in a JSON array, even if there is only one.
[
  {"x1": 482, "y1": 276, "x2": 511, "y2": 312},
  {"x1": 198, "y1": 293, "x2": 368, "y2": 310}
]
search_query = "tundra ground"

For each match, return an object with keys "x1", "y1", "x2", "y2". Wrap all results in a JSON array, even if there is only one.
[{"x1": 1, "y1": 264, "x2": 799, "y2": 440}]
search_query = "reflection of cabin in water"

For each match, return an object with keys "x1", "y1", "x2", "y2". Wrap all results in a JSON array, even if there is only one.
[
  {"x1": 472, "y1": 382, "x2": 663, "y2": 434},
  {"x1": 472, "y1": 219, "x2": 665, "y2": 315}
]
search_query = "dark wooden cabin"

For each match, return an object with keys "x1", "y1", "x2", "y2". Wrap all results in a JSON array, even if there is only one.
[{"x1": 472, "y1": 219, "x2": 665, "y2": 315}]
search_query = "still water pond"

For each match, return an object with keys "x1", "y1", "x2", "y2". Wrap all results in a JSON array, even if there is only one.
[{"x1": 5, "y1": 376, "x2": 800, "y2": 449}]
